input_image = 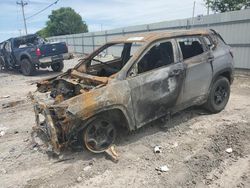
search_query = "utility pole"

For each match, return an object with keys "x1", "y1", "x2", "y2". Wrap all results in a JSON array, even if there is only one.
[
  {"x1": 16, "y1": 0, "x2": 28, "y2": 35},
  {"x1": 192, "y1": 1, "x2": 196, "y2": 28},
  {"x1": 207, "y1": 0, "x2": 210, "y2": 15}
]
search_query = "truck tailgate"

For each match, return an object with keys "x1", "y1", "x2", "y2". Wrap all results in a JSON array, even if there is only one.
[{"x1": 39, "y1": 42, "x2": 68, "y2": 57}]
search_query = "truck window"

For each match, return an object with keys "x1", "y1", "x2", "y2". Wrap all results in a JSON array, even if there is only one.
[
  {"x1": 4, "y1": 42, "x2": 11, "y2": 52},
  {"x1": 177, "y1": 37, "x2": 204, "y2": 60},
  {"x1": 137, "y1": 41, "x2": 174, "y2": 74}
]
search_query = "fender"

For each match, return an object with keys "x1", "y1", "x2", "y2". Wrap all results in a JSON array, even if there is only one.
[
  {"x1": 209, "y1": 67, "x2": 233, "y2": 92},
  {"x1": 212, "y1": 67, "x2": 233, "y2": 84},
  {"x1": 60, "y1": 81, "x2": 136, "y2": 131},
  {"x1": 87, "y1": 104, "x2": 135, "y2": 131},
  {"x1": 18, "y1": 52, "x2": 32, "y2": 66}
]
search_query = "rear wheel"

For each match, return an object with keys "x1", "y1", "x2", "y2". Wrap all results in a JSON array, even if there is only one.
[
  {"x1": 83, "y1": 117, "x2": 117, "y2": 153},
  {"x1": 51, "y1": 61, "x2": 64, "y2": 72},
  {"x1": 204, "y1": 76, "x2": 230, "y2": 113},
  {"x1": 20, "y1": 58, "x2": 36, "y2": 76}
]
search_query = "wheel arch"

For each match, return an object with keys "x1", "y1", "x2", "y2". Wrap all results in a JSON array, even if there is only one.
[
  {"x1": 77, "y1": 105, "x2": 135, "y2": 133},
  {"x1": 20, "y1": 54, "x2": 29, "y2": 60},
  {"x1": 211, "y1": 68, "x2": 233, "y2": 88}
]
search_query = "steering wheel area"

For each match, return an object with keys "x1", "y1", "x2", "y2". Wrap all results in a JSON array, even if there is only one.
[
  {"x1": 92, "y1": 58, "x2": 120, "y2": 76},
  {"x1": 92, "y1": 58, "x2": 119, "y2": 70}
]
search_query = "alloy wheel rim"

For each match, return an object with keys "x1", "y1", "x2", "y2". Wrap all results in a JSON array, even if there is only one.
[
  {"x1": 214, "y1": 85, "x2": 228, "y2": 105},
  {"x1": 84, "y1": 120, "x2": 116, "y2": 153}
]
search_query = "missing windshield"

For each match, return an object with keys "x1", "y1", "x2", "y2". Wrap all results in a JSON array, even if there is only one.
[{"x1": 77, "y1": 42, "x2": 144, "y2": 77}]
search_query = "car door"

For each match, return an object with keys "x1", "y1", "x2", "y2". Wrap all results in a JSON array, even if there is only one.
[
  {"x1": 127, "y1": 39, "x2": 185, "y2": 128},
  {"x1": 0, "y1": 43, "x2": 6, "y2": 68},
  {"x1": 176, "y1": 36, "x2": 213, "y2": 104},
  {"x1": 3, "y1": 41, "x2": 13, "y2": 67}
]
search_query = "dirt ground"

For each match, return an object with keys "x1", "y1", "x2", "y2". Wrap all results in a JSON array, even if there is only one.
[{"x1": 0, "y1": 58, "x2": 250, "y2": 188}]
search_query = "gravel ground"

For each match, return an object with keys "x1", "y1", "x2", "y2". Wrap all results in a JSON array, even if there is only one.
[{"x1": 0, "y1": 58, "x2": 250, "y2": 188}]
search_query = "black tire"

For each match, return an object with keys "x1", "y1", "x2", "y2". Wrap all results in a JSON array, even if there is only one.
[
  {"x1": 205, "y1": 76, "x2": 230, "y2": 113},
  {"x1": 20, "y1": 58, "x2": 36, "y2": 76},
  {"x1": 51, "y1": 61, "x2": 64, "y2": 72},
  {"x1": 83, "y1": 117, "x2": 117, "y2": 153}
]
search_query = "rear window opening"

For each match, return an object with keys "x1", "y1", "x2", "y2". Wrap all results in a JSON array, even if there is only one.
[
  {"x1": 13, "y1": 35, "x2": 45, "y2": 49},
  {"x1": 177, "y1": 37, "x2": 204, "y2": 60}
]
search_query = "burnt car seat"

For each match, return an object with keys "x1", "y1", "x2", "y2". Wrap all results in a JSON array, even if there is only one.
[
  {"x1": 191, "y1": 41, "x2": 203, "y2": 56},
  {"x1": 154, "y1": 42, "x2": 174, "y2": 68}
]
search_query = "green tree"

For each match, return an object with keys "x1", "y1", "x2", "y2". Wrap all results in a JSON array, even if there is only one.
[
  {"x1": 205, "y1": 0, "x2": 250, "y2": 13},
  {"x1": 36, "y1": 28, "x2": 49, "y2": 38},
  {"x1": 37, "y1": 7, "x2": 88, "y2": 37}
]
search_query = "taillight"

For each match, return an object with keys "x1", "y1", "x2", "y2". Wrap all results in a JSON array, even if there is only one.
[
  {"x1": 36, "y1": 48, "x2": 41, "y2": 57},
  {"x1": 229, "y1": 49, "x2": 234, "y2": 58}
]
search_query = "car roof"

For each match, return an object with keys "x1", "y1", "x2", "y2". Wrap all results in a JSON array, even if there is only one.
[
  {"x1": 108, "y1": 29, "x2": 213, "y2": 44},
  {"x1": 1, "y1": 34, "x2": 38, "y2": 44},
  {"x1": 12, "y1": 34, "x2": 38, "y2": 41}
]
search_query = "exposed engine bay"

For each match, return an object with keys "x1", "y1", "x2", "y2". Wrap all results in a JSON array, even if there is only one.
[
  {"x1": 35, "y1": 41, "x2": 140, "y2": 102},
  {"x1": 37, "y1": 69, "x2": 109, "y2": 102}
]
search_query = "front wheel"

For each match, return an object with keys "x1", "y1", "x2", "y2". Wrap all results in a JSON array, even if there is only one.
[
  {"x1": 20, "y1": 58, "x2": 36, "y2": 76},
  {"x1": 51, "y1": 61, "x2": 64, "y2": 72},
  {"x1": 83, "y1": 118, "x2": 117, "y2": 153},
  {"x1": 204, "y1": 76, "x2": 230, "y2": 113}
]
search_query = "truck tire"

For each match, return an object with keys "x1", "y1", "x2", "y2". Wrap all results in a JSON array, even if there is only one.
[
  {"x1": 20, "y1": 58, "x2": 36, "y2": 76},
  {"x1": 51, "y1": 61, "x2": 64, "y2": 72},
  {"x1": 204, "y1": 76, "x2": 230, "y2": 113}
]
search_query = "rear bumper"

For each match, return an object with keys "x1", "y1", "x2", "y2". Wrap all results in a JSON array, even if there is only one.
[{"x1": 38, "y1": 53, "x2": 70, "y2": 64}]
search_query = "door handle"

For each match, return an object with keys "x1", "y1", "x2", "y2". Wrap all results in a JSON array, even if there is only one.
[
  {"x1": 208, "y1": 56, "x2": 214, "y2": 62},
  {"x1": 169, "y1": 69, "x2": 182, "y2": 77}
]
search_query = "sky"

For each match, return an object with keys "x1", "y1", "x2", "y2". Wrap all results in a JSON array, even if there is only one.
[{"x1": 0, "y1": 0, "x2": 208, "y2": 42}]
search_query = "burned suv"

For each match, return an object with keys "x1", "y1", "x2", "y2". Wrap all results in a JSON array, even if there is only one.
[{"x1": 34, "y1": 29, "x2": 234, "y2": 153}]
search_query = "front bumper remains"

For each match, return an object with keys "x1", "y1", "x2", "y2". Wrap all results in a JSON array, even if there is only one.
[
  {"x1": 34, "y1": 102, "x2": 61, "y2": 153},
  {"x1": 33, "y1": 100, "x2": 120, "y2": 161}
]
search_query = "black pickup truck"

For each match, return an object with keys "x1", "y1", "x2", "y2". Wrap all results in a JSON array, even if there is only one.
[{"x1": 0, "y1": 34, "x2": 69, "y2": 75}]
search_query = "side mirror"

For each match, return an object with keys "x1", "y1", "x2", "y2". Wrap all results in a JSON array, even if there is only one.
[
  {"x1": 129, "y1": 71, "x2": 136, "y2": 77},
  {"x1": 128, "y1": 64, "x2": 138, "y2": 77}
]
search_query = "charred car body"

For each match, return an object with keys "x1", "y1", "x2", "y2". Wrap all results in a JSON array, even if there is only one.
[
  {"x1": 0, "y1": 34, "x2": 69, "y2": 75},
  {"x1": 34, "y1": 29, "x2": 234, "y2": 153}
]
